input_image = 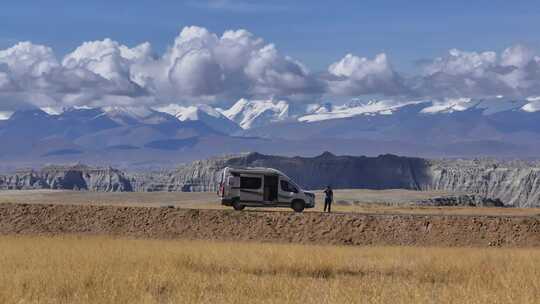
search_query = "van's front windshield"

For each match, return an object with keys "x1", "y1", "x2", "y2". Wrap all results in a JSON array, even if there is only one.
[{"x1": 289, "y1": 180, "x2": 301, "y2": 192}]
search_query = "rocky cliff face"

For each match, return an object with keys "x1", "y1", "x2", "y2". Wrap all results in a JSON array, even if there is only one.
[
  {"x1": 424, "y1": 160, "x2": 540, "y2": 207},
  {"x1": 230, "y1": 152, "x2": 432, "y2": 190},
  {"x1": 130, "y1": 152, "x2": 432, "y2": 192},
  {"x1": 130, "y1": 161, "x2": 227, "y2": 192},
  {"x1": 0, "y1": 165, "x2": 132, "y2": 192}
]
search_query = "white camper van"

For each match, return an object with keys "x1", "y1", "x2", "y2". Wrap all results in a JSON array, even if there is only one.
[{"x1": 217, "y1": 167, "x2": 315, "y2": 212}]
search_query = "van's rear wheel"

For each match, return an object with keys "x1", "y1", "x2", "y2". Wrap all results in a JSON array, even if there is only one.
[
  {"x1": 291, "y1": 200, "x2": 305, "y2": 213},
  {"x1": 232, "y1": 200, "x2": 245, "y2": 211}
]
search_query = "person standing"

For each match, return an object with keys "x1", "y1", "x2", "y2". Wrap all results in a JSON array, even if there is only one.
[{"x1": 323, "y1": 185, "x2": 333, "y2": 213}]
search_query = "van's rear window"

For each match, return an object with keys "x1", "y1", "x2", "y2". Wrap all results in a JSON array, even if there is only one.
[{"x1": 240, "y1": 176, "x2": 261, "y2": 189}]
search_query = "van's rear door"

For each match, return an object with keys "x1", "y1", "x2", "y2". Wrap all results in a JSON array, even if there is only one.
[{"x1": 224, "y1": 174, "x2": 240, "y2": 198}]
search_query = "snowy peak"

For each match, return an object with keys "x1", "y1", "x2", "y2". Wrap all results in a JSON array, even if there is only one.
[
  {"x1": 9, "y1": 108, "x2": 51, "y2": 121},
  {"x1": 156, "y1": 104, "x2": 222, "y2": 122},
  {"x1": 420, "y1": 98, "x2": 476, "y2": 114},
  {"x1": 298, "y1": 100, "x2": 424, "y2": 122},
  {"x1": 420, "y1": 98, "x2": 528, "y2": 115},
  {"x1": 221, "y1": 98, "x2": 291, "y2": 129},
  {"x1": 0, "y1": 111, "x2": 13, "y2": 120},
  {"x1": 475, "y1": 99, "x2": 527, "y2": 115},
  {"x1": 522, "y1": 97, "x2": 540, "y2": 112},
  {"x1": 155, "y1": 104, "x2": 240, "y2": 134},
  {"x1": 101, "y1": 105, "x2": 174, "y2": 126}
]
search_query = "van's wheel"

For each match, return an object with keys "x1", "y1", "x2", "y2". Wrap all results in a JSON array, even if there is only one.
[
  {"x1": 232, "y1": 200, "x2": 245, "y2": 211},
  {"x1": 291, "y1": 200, "x2": 305, "y2": 213}
]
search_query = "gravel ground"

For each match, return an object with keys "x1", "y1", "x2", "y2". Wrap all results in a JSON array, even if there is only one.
[{"x1": 1, "y1": 202, "x2": 540, "y2": 247}]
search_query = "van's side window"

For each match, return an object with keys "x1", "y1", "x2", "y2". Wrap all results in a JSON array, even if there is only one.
[
  {"x1": 280, "y1": 180, "x2": 298, "y2": 193},
  {"x1": 240, "y1": 176, "x2": 262, "y2": 189}
]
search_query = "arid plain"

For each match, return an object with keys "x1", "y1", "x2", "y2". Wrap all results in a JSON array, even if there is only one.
[{"x1": 2, "y1": 189, "x2": 540, "y2": 216}]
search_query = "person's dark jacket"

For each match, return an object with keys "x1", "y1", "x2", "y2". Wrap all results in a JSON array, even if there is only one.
[{"x1": 324, "y1": 188, "x2": 333, "y2": 202}]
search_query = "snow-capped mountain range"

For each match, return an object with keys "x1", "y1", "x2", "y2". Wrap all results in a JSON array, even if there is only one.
[
  {"x1": 237, "y1": 97, "x2": 540, "y2": 145},
  {"x1": 182, "y1": 97, "x2": 540, "y2": 128},
  {"x1": 1, "y1": 97, "x2": 540, "y2": 167},
  {"x1": 299, "y1": 97, "x2": 540, "y2": 122},
  {"x1": 2, "y1": 97, "x2": 539, "y2": 130}
]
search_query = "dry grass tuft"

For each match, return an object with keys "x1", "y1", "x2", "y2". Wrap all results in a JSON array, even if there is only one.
[{"x1": 1, "y1": 236, "x2": 540, "y2": 303}]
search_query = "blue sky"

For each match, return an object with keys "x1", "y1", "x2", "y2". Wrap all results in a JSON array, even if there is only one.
[{"x1": 2, "y1": 0, "x2": 539, "y2": 72}]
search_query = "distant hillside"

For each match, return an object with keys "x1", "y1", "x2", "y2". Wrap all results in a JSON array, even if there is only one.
[{"x1": 1, "y1": 98, "x2": 540, "y2": 168}]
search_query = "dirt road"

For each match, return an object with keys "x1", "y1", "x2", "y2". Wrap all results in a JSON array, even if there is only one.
[{"x1": 1, "y1": 189, "x2": 539, "y2": 216}]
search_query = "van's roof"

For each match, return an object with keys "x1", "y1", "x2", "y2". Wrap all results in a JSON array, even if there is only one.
[{"x1": 225, "y1": 166, "x2": 287, "y2": 177}]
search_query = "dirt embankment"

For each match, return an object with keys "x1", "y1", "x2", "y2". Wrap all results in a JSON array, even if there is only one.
[{"x1": 1, "y1": 203, "x2": 540, "y2": 247}]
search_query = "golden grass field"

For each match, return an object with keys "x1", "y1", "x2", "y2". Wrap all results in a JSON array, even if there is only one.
[{"x1": 1, "y1": 235, "x2": 540, "y2": 304}]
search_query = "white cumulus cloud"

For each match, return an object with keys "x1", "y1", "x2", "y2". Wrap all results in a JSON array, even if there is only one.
[
  {"x1": 0, "y1": 42, "x2": 59, "y2": 78},
  {"x1": 326, "y1": 53, "x2": 408, "y2": 96},
  {"x1": 156, "y1": 26, "x2": 319, "y2": 101},
  {"x1": 1, "y1": 26, "x2": 317, "y2": 110},
  {"x1": 2, "y1": 26, "x2": 540, "y2": 112},
  {"x1": 417, "y1": 45, "x2": 540, "y2": 98}
]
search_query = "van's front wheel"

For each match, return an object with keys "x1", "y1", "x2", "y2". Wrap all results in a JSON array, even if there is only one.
[
  {"x1": 232, "y1": 200, "x2": 245, "y2": 211},
  {"x1": 291, "y1": 200, "x2": 305, "y2": 212}
]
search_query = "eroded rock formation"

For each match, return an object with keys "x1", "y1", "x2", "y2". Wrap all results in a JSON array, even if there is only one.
[
  {"x1": 425, "y1": 160, "x2": 540, "y2": 207},
  {"x1": 0, "y1": 164, "x2": 132, "y2": 192}
]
